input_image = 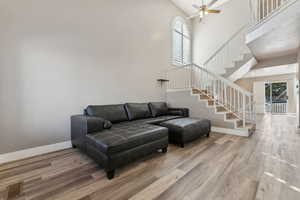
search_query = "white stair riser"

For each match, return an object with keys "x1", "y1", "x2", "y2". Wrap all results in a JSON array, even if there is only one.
[{"x1": 167, "y1": 89, "x2": 251, "y2": 136}]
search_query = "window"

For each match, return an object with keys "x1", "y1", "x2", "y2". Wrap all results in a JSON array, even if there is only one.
[{"x1": 172, "y1": 17, "x2": 191, "y2": 66}]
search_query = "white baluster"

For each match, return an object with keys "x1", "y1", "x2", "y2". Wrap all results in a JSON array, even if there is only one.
[
  {"x1": 213, "y1": 79, "x2": 216, "y2": 101},
  {"x1": 243, "y1": 94, "x2": 246, "y2": 127},
  {"x1": 271, "y1": 0, "x2": 274, "y2": 12},
  {"x1": 224, "y1": 84, "x2": 227, "y2": 108}
]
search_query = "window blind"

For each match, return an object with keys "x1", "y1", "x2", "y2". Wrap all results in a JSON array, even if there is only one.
[{"x1": 172, "y1": 19, "x2": 191, "y2": 66}]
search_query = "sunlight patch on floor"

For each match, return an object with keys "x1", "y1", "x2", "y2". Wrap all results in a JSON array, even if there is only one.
[
  {"x1": 264, "y1": 172, "x2": 300, "y2": 193},
  {"x1": 262, "y1": 152, "x2": 298, "y2": 168}
]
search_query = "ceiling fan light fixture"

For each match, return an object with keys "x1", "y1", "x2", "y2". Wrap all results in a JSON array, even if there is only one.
[{"x1": 189, "y1": 1, "x2": 221, "y2": 22}]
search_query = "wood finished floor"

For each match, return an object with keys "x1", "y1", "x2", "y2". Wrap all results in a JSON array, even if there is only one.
[{"x1": 1, "y1": 114, "x2": 300, "y2": 200}]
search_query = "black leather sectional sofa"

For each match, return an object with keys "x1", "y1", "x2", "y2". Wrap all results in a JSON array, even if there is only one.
[{"x1": 71, "y1": 102, "x2": 209, "y2": 179}]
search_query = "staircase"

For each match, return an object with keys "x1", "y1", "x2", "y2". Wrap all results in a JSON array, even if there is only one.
[
  {"x1": 203, "y1": 25, "x2": 257, "y2": 81},
  {"x1": 166, "y1": 64, "x2": 256, "y2": 137},
  {"x1": 165, "y1": 0, "x2": 300, "y2": 136},
  {"x1": 223, "y1": 53, "x2": 252, "y2": 77},
  {"x1": 192, "y1": 88, "x2": 247, "y2": 128},
  {"x1": 165, "y1": 22, "x2": 257, "y2": 136},
  {"x1": 223, "y1": 53, "x2": 257, "y2": 82}
]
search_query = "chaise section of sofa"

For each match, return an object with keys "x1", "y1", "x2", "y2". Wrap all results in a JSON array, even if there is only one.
[{"x1": 71, "y1": 102, "x2": 188, "y2": 179}]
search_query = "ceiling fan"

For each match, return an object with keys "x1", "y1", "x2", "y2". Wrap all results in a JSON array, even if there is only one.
[{"x1": 188, "y1": 0, "x2": 221, "y2": 21}]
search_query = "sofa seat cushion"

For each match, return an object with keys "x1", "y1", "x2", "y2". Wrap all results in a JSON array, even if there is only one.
[
  {"x1": 86, "y1": 123, "x2": 168, "y2": 155},
  {"x1": 140, "y1": 115, "x2": 183, "y2": 125},
  {"x1": 120, "y1": 115, "x2": 183, "y2": 126}
]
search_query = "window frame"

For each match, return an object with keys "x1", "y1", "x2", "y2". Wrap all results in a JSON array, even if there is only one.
[{"x1": 172, "y1": 16, "x2": 192, "y2": 67}]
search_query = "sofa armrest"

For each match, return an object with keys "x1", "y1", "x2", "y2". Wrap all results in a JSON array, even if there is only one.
[
  {"x1": 71, "y1": 115, "x2": 106, "y2": 151},
  {"x1": 168, "y1": 108, "x2": 189, "y2": 117}
]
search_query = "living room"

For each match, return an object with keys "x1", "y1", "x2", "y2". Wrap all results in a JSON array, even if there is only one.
[{"x1": 1, "y1": 0, "x2": 300, "y2": 199}]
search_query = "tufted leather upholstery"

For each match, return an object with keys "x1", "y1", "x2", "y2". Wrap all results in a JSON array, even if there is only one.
[
  {"x1": 160, "y1": 118, "x2": 211, "y2": 147},
  {"x1": 137, "y1": 115, "x2": 183, "y2": 125},
  {"x1": 86, "y1": 123, "x2": 168, "y2": 155},
  {"x1": 71, "y1": 102, "x2": 196, "y2": 179}
]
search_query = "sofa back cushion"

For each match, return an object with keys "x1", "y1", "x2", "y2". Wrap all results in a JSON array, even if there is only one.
[
  {"x1": 149, "y1": 102, "x2": 169, "y2": 117},
  {"x1": 86, "y1": 104, "x2": 128, "y2": 123},
  {"x1": 125, "y1": 103, "x2": 152, "y2": 121}
]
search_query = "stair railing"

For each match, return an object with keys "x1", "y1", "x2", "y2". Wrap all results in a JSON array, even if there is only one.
[
  {"x1": 203, "y1": 25, "x2": 250, "y2": 75},
  {"x1": 271, "y1": 102, "x2": 287, "y2": 113},
  {"x1": 166, "y1": 64, "x2": 256, "y2": 128},
  {"x1": 249, "y1": 0, "x2": 296, "y2": 26}
]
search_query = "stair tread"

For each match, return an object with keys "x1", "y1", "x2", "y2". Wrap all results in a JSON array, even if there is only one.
[
  {"x1": 237, "y1": 122, "x2": 254, "y2": 129},
  {"x1": 216, "y1": 106, "x2": 227, "y2": 112},
  {"x1": 226, "y1": 113, "x2": 239, "y2": 120},
  {"x1": 192, "y1": 88, "x2": 255, "y2": 131}
]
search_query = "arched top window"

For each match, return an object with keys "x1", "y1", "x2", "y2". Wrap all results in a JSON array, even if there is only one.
[{"x1": 172, "y1": 17, "x2": 191, "y2": 66}]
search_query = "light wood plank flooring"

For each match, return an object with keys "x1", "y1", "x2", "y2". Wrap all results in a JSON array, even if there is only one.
[{"x1": 1, "y1": 114, "x2": 300, "y2": 200}]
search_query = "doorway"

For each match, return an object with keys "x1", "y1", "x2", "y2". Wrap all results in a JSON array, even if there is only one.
[{"x1": 265, "y1": 82, "x2": 288, "y2": 113}]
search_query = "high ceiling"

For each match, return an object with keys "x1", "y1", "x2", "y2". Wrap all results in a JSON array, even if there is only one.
[{"x1": 170, "y1": 0, "x2": 231, "y2": 16}]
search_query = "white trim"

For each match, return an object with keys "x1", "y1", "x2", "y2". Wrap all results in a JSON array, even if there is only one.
[
  {"x1": 167, "y1": 88, "x2": 192, "y2": 92},
  {"x1": 212, "y1": 126, "x2": 250, "y2": 137},
  {"x1": 0, "y1": 141, "x2": 72, "y2": 165},
  {"x1": 0, "y1": 127, "x2": 253, "y2": 165}
]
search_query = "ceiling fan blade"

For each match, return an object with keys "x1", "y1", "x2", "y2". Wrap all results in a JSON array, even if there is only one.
[
  {"x1": 208, "y1": 0, "x2": 219, "y2": 7},
  {"x1": 206, "y1": 9, "x2": 221, "y2": 13}
]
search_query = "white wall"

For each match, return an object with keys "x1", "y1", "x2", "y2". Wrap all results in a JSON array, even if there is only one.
[
  {"x1": 253, "y1": 82, "x2": 266, "y2": 114},
  {"x1": 192, "y1": 0, "x2": 250, "y2": 71},
  {"x1": 167, "y1": 90, "x2": 235, "y2": 129},
  {"x1": 0, "y1": 0, "x2": 186, "y2": 153},
  {"x1": 288, "y1": 79, "x2": 296, "y2": 113},
  {"x1": 298, "y1": 48, "x2": 300, "y2": 127}
]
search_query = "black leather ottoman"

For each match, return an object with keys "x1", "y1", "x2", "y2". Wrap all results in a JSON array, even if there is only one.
[{"x1": 160, "y1": 118, "x2": 211, "y2": 148}]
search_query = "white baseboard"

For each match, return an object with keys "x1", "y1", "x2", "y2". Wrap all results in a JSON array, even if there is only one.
[
  {"x1": 167, "y1": 88, "x2": 191, "y2": 92},
  {"x1": 0, "y1": 125, "x2": 251, "y2": 165},
  {"x1": 212, "y1": 126, "x2": 249, "y2": 137},
  {"x1": 0, "y1": 141, "x2": 72, "y2": 165}
]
